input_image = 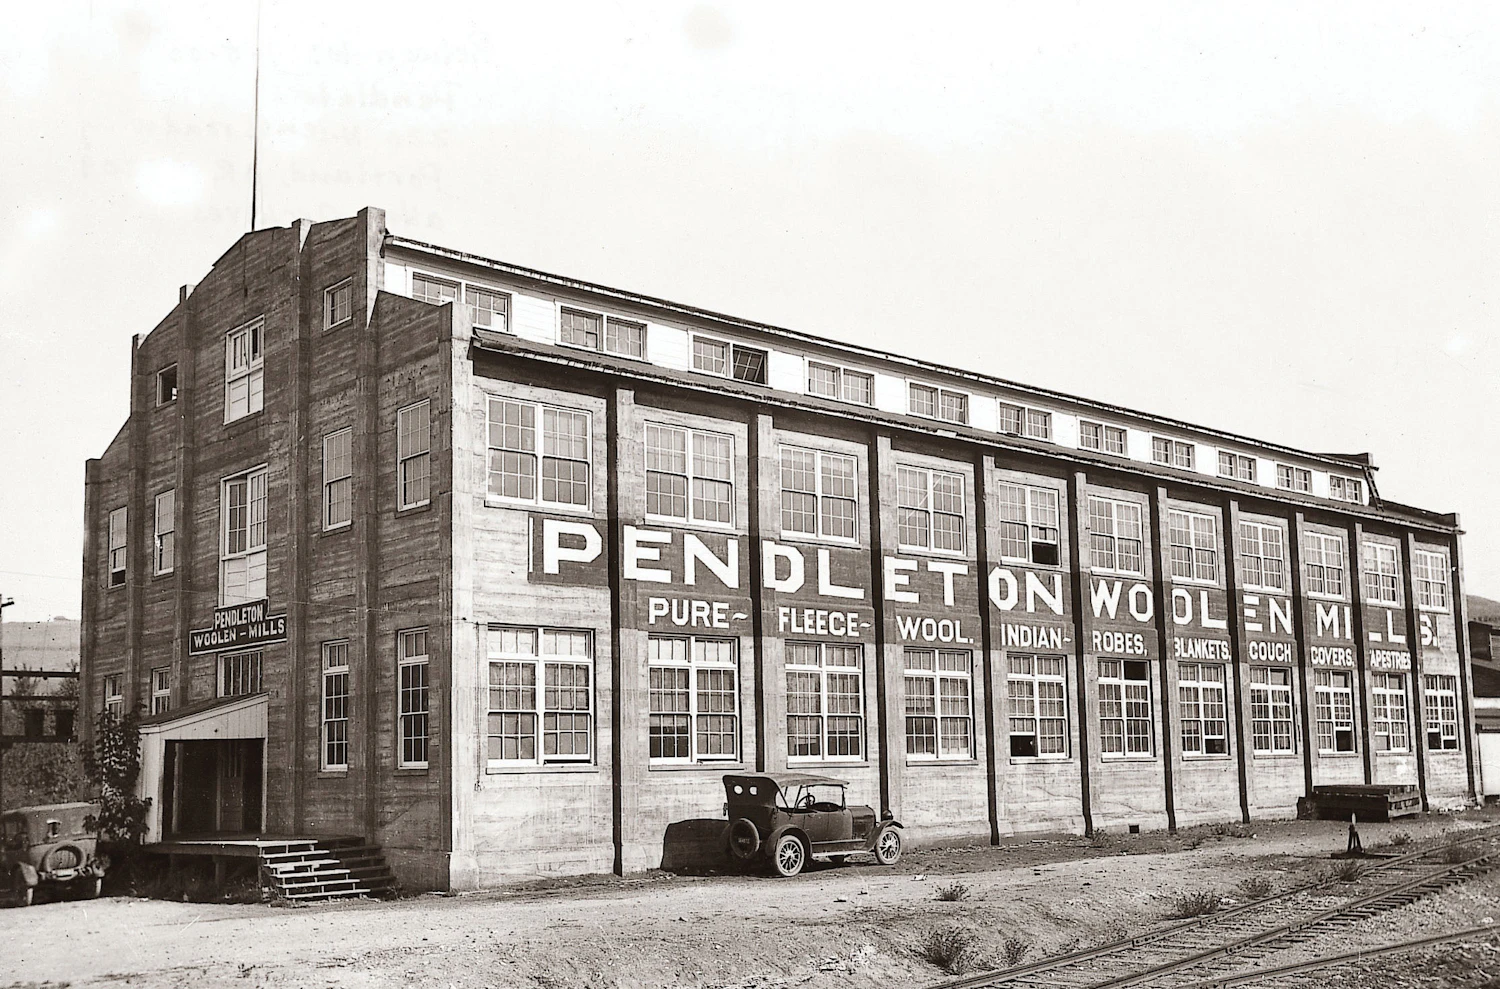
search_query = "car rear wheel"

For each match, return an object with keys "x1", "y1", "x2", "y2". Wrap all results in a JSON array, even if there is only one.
[
  {"x1": 772, "y1": 834, "x2": 807, "y2": 877},
  {"x1": 874, "y1": 827, "x2": 902, "y2": 866},
  {"x1": 725, "y1": 818, "x2": 761, "y2": 861}
]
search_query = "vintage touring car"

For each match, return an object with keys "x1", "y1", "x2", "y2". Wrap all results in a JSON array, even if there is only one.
[
  {"x1": 1, "y1": 802, "x2": 108, "y2": 906},
  {"x1": 722, "y1": 773, "x2": 903, "y2": 877}
]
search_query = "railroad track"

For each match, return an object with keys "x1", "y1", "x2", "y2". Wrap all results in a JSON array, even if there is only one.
[
  {"x1": 928, "y1": 823, "x2": 1500, "y2": 989},
  {"x1": 1175, "y1": 924, "x2": 1499, "y2": 987}
]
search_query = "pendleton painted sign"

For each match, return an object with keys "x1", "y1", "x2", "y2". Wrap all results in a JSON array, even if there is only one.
[{"x1": 188, "y1": 599, "x2": 288, "y2": 655}]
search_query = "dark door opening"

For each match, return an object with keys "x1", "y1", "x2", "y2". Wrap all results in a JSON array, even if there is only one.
[{"x1": 165, "y1": 739, "x2": 264, "y2": 837}]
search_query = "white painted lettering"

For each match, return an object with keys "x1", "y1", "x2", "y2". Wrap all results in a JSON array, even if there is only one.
[
  {"x1": 542, "y1": 518, "x2": 603, "y2": 575},
  {"x1": 885, "y1": 557, "x2": 919, "y2": 603},
  {"x1": 624, "y1": 526, "x2": 672, "y2": 583},
  {"x1": 684, "y1": 533, "x2": 738, "y2": 589},
  {"x1": 762, "y1": 541, "x2": 805, "y2": 594},
  {"x1": 818, "y1": 548, "x2": 865, "y2": 600},
  {"x1": 927, "y1": 560, "x2": 968, "y2": 607}
]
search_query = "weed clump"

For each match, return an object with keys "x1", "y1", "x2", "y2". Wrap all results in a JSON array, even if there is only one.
[
  {"x1": 1329, "y1": 859, "x2": 1367, "y2": 883},
  {"x1": 1001, "y1": 936, "x2": 1030, "y2": 968},
  {"x1": 935, "y1": 881, "x2": 971, "y2": 902},
  {"x1": 919, "y1": 926, "x2": 980, "y2": 975},
  {"x1": 1167, "y1": 889, "x2": 1222, "y2": 918},
  {"x1": 1237, "y1": 875, "x2": 1275, "y2": 899}
]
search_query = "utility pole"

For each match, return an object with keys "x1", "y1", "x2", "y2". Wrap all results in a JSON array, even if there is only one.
[{"x1": 0, "y1": 594, "x2": 14, "y2": 808}]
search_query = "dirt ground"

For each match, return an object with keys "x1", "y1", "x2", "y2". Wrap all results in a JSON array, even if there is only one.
[{"x1": 6, "y1": 810, "x2": 1500, "y2": 989}]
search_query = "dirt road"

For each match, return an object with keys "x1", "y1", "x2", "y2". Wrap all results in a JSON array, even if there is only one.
[{"x1": 3, "y1": 814, "x2": 1496, "y2": 989}]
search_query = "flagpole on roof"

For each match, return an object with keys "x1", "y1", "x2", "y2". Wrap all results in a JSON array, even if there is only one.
[{"x1": 250, "y1": 0, "x2": 262, "y2": 232}]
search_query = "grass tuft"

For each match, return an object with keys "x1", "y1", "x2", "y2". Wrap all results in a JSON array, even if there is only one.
[
  {"x1": 1442, "y1": 842, "x2": 1478, "y2": 865},
  {"x1": 918, "y1": 926, "x2": 980, "y2": 975},
  {"x1": 1166, "y1": 889, "x2": 1222, "y2": 918},
  {"x1": 1329, "y1": 859, "x2": 1367, "y2": 883},
  {"x1": 1001, "y1": 936, "x2": 1030, "y2": 968},
  {"x1": 1237, "y1": 875, "x2": 1275, "y2": 900},
  {"x1": 935, "y1": 881, "x2": 971, "y2": 902}
]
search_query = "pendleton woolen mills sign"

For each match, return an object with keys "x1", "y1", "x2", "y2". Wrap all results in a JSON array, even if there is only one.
[{"x1": 188, "y1": 599, "x2": 288, "y2": 655}]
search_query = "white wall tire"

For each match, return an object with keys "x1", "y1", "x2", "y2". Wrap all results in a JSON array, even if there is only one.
[
  {"x1": 772, "y1": 834, "x2": 807, "y2": 877},
  {"x1": 874, "y1": 827, "x2": 902, "y2": 865}
]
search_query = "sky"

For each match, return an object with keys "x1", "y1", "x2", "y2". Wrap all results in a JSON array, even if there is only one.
[{"x1": 1, "y1": 1, "x2": 1497, "y2": 622}]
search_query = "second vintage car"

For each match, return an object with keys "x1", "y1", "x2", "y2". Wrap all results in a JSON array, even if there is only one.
[
  {"x1": 722, "y1": 773, "x2": 903, "y2": 877},
  {"x1": 1, "y1": 802, "x2": 108, "y2": 906}
]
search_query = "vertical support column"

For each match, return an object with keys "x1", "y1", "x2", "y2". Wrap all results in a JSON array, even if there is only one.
[
  {"x1": 973, "y1": 452, "x2": 1000, "y2": 845},
  {"x1": 1223, "y1": 498, "x2": 1251, "y2": 823},
  {"x1": 1288, "y1": 512, "x2": 1315, "y2": 797},
  {"x1": 126, "y1": 334, "x2": 146, "y2": 716},
  {"x1": 1147, "y1": 485, "x2": 1177, "y2": 832},
  {"x1": 172, "y1": 294, "x2": 196, "y2": 719},
  {"x1": 1400, "y1": 532, "x2": 1430, "y2": 809},
  {"x1": 1449, "y1": 528, "x2": 1480, "y2": 801},
  {"x1": 870, "y1": 433, "x2": 896, "y2": 818},
  {"x1": 289, "y1": 222, "x2": 312, "y2": 832},
  {"x1": 749, "y1": 414, "x2": 772, "y2": 772},
  {"x1": 607, "y1": 387, "x2": 633, "y2": 876},
  {"x1": 81, "y1": 459, "x2": 102, "y2": 749},
  {"x1": 1349, "y1": 522, "x2": 1374, "y2": 785},
  {"x1": 1065, "y1": 471, "x2": 1094, "y2": 835},
  {"x1": 442, "y1": 303, "x2": 474, "y2": 889}
]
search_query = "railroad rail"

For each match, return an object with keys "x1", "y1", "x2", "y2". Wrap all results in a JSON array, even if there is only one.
[
  {"x1": 1175, "y1": 924, "x2": 1498, "y2": 987},
  {"x1": 928, "y1": 823, "x2": 1500, "y2": 989}
]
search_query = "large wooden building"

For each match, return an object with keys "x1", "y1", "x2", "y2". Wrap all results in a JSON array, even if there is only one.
[{"x1": 81, "y1": 208, "x2": 1479, "y2": 890}]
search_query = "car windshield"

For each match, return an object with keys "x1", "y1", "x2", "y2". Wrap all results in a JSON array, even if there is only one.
[{"x1": 779, "y1": 783, "x2": 845, "y2": 811}]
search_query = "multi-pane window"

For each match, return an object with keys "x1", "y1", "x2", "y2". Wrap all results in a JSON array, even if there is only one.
[
  {"x1": 1099, "y1": 659, "x2": 1152, "y2": 757},
  {"x1": 153, "y1": 490, "x2": 175, "y2": 575},
  {"x1": 1314, "y1": 670, "x2": 1356, "y2": 753},
  {"x1": 224, "y1": 318, "x2": 264, "y2": 423},
  {"x1": 1168, "y1": 510, "x2": 1218, "y2": 583},
  {"x1": 1007, "y1": 654, "x2": 1068, "y2": 757},
  {"x1": 806, "y1": 362, "x2": 873, "y2": 405},
  {"x1": 412, "y1": 273, "x2": 459, "y2": 306},
  {"x1": 150, "y1": 667, "x2": 171, "y2": 716},
  {"x1": 399, "y1": 629, "x2": 430, "y2": 768},
  {"x1": 693, "y1": 336, "x2": 766, "y2": 384},
  {"x1": 1424, "y1": 675, "x2": 1460, "y2": 751},
  {"x1": 107, "y1": 507, "x2": 127, "y2": 587},
  {"x1": 1178, "y1": 664, "x2": 1228, "y2": 755},
  {"x1": 908, "y1": 384, "x2": 969, "y2": 425},
  {"x1": 1414, "y1": 549, "x2": 1450, "y2": 610},
  {"x1": 1277, "y1": 464, "x2": 1312, "y2": 493},
  {"x1": 1152, "y1": 437, "x2": 1195, "y2": 469},
  {"x1": 1329, "y1": 475, "x2": 1363, "y2": 503},
  {"x1": 780, "y1": 447, "x2": 857, "y2": 540},
  {"x1": 1371, "y1": 673, "x2": 1409, "y2": 752},
  {"x1": 646, "y1": 424, "x2": 734, "y2": 525},
  {"x1": 1249, "y1": 666, "x2": 1295, "y2": 754},
  {"x1": 1088, "y1": 497, "x2": 1144, "y2": 575},
  {"x1": 398, "y1": 401, "x2": 432, "y2": 510},
  {"x1": 324, "y1": 279, "x2": 353, "y2": 330},
  {"x1": 1304, "y1": 532, "x2": 1346, "y2": 597},
  {"x1": 102, "y1": 674, "x2": 123, "y2": 718},
  {"x1": 322, "y1": 428, "x2": 353, "y2": 530},
  {"x1": 1238, "y1": 521, "x2": 1285, "y2": 591},
  {"x1": 896, "y1": 467, "x2": 965, "y2": 553},
  {"x1": 486, "y1": 398, "x2": 592, "y2": 509},
  {"x1": 322, "y1": 641, "x2": 351, "y2": 770},
  {"x1": 1362, "y1": 542, "x2": 1401, "y2": 605},
  {"x1": 996, "y1": 483, "x2": 1060, "y2": 565},
  {"x1": 647, "y1": 636, "x2": 739, "y2": 763},
  {"x1": 220, "y1": 467, "x2": 268, "y2": 606},
  {"x1": 904, "y1": 649, "x2": 973, "y2": 760},
  {"x1": 487, "y1": 627, "x2": 592, "y2": 766},
  {"x1": 997, "y1": 404, "x2": 1052, "y2": 440},
  {"x1": 219, "y1": 650, "x2": 263, "y2": 697},
  {"x1": 560, "y1": 307, "x2": 646, "y2": 359},
  {"x1": 466, "y1": 285, "x2": 510, "y2": 333},
  {"x1": 786, "y1": 643, "x2": 864, "y2": 760},
  {"x1": 1218, "y1": 451, "x2": 1255, "y2": 482},
  {"x1": 1079, "y1": 421, "x2": 1127, "y2": 455}
]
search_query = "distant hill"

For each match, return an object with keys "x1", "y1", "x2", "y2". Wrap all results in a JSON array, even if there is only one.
[{"x1": 1470, "y1": 596, "x2": 1500, "y2": 625}]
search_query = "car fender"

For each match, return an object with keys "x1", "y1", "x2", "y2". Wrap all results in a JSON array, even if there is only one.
[
  {"x1": 15, "y1": 863, "x2": 38, "y2": 887},
  {"x1": 765, "y1": 824, "x2": 809, "y2": 856},
  {"x1": 865, "y1": 819, "x2": 902, "y2": 848}
]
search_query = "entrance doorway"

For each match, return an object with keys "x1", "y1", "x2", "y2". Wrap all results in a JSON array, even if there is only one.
[{"x1": 162, "y1": 739, "x2": 264, "y2": 837}]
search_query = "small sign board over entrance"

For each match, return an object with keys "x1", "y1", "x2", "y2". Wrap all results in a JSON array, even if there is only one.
[{"x1": 188, "y1": 599, "x2": 288, "y2": 655}]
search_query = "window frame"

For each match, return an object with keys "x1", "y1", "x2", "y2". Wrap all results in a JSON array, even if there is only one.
[
  {"x1": 995, "y1": 482, "x2": 1061, "y2": 566},
  {"x1": 903, "y1": 648, "x2": 975, "y2": 762},
  {"x1": 1177, "y1": 662, "x2": 1228, "y2": 757},
  {"x1": 102, "y1": 674, "x2": 124, "y2": 718},
  {"x1": 398, "y1": 628, "x2": 431, "y2": 769},
  {"x1": 397, "y1": 400, "x2": 432, "y2": 511},
  {"x1": 1079, "y1": 420, "x2": 1127, "y2": 456},
  {"x1": 486, "y1": 627, "x2": 594, "y2": 769},
  {"x1": 153, "y1": 490, "x2": 175, "y2": 575},
  {"x1": 322, "y1": 428, "x2": 353, "y2": 531},
  {"x1": 150, "y1": 667, "x2": 171, "y2": 716},
  {"x1": 1238, "y1": 520, "x2": 1286, "y2": 592},
  {"x1": 324, "y1": 278, "x2": 353, "y2": 331},
  {"x1": 1006, "y1": 653, "x2": 1069, "y2": 759},
  {"x1": 1098, "y1": 658, "x2": 1153, "y2": 758},
  {"x1": 1413, "y1": 549, "x2": 1451, "y2": 612},
  {"x1": 996, "y1": 403, "x2": 1052, "y2": 440},
  {"x1": 223, "y1": 317, "x2": 265, "y2": 424},
  {"x1": 645, "y1": 422, "x2": 736, "y2": 528},
  {"x1": 1423, "y1": 674, "x2": 1460, "y2": 752},
  {"x1": 1370, "y1": 672, "x2": 1410, "y2": 753},
  {"x1": 321, "y1": 641, "x2": 351, "y2": 771},
  {"x1": 1152, "y1": 437, "x2": 1196, "y2": 470},
  {"x1": 908, "y1": 383, "x2": 970, "y2": 425},
  {"x1": 1167, "y1": 508, "x2": 1219, "y2": 585},
  {"x1": 1361, "y1": 541, "x2": 1401, "y2": 606},
  {"x1": 465, "y1": 284, "x2": 511, "y2": 334},
  {"x1": 805, "y1": 360, "x2": 873, "y2": 406},
  {"x1": 219, "y1": 465, "x2": 269, "y2": 607},
  {"x1": 691, "y1": 334, "x2": 766, "y2": 384},
  {"x1": 778, "y1": 445, "x2": 859, "y2": 544},
  {"x1": 411, "y1": 271, "x2": 459, "y2": 308},
  {"x1": 1329, "y1": 474, "x2": 1363, "y2": 503},
  {"x1": 896, "y1": 465, "x2": 967, "y2": 555},
  {"x1": 1314, "y1": 669, "x2": 1357, "y2": 754},
  {"x1": 1087, "y1": 496, "x2": 1146, "y2": 577},
  {"x1": 1303, "y1": 531, "x2": 1347, "y2": 600},
  {"x1": 484, "y1": 396, "x2": 594, "y2": 513},
  {"x1": 559, "y1": 304, "x2": 647, "y2": 360},
  {"x1": 1217, "y1": 451, "x2": 1255, "y2": 483},
  {"x1": 1249, "y1": 666, "x2": 1296, "y2": 755},
  {"x1": 218, "y1": 649, "x2": 264, "y2": 698},
  {"x1": 785, "y1": 642, "x2": 866, "y2": 763},
  {"x1": 155, "y1": 364, "x2": 178, "y2": 406},
  {"x1": 647, "y1": 635, "x2": 741, "y2": 765},
  {"x1": 107, "y1": 507, "x2": 127, "y2": 587},
  {"x1": 1276, "y1": 464, "x2": 1312, "y2": 493}
]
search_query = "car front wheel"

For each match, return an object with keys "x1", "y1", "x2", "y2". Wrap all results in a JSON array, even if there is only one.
[
  {"x1": 874, "y1": 827, "x2": 902, "y2": 866},
  {"x1": 772, "y1": 834, "x2": 807, "y2": 877}
]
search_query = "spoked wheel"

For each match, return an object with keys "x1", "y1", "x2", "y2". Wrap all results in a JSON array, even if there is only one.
[
  {"x1": 772, "y1": 834, "x2": 807, "y2": 877},
  {"x1": 874, "y1": 827, "x2": 902, "y2": 866}
]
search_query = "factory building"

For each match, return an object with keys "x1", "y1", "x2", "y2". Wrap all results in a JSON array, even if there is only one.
[{"x1": 81, "y1": 208, "x2": 1478, "y2": 890}]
